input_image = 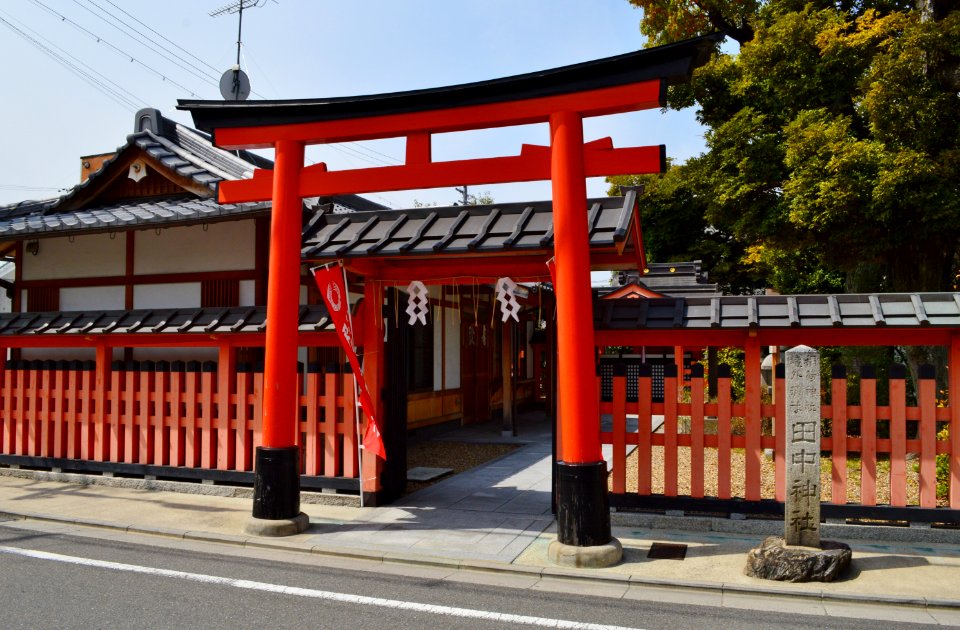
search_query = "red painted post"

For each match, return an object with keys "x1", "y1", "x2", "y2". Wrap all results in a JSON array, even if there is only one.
[
  {"x1": 663, "y1": 364, "x2": 679, "y2": 497},
  {"x1": 860, "y1": 366, "x2": 878, "y2": 506},
  {"x1": 153, "y1": 366, "x2": 168, "y2": 466},
  {"x1": 550, "y1": 111, "x2": 601, "y2": 465},
  {"x1": 831, "y1": 365, "x2": 848, "y2": 504},
  {"x1": 138, "y1": 365, "x2": 153, "y2": 464},
  {"x1": 744, "y1": 337, "x2": 762, "y2": 501},
  {"x1": 611, "y1": 366, "x2": 626, "y2": 494},
  {"x1": 918, "y1": 365, "x2": 937, "y2": 508},
  {"x1": 637, "y1": 364, "x2": 652, "y2": 495},
  {"x1": 717, "y1": 365, "x2": 732, "y2": 499},
  {"x1": 951, "y1": 333, "x2": 960, "y2": 508},
  {"x1": 170, "y1": 365, "x2": 184, "y2": 467},
  {"x1": 361, "y1": 281, "x2": 384, "y2": 500},
  {"x1": 549, "y1": 110, "x2": 613, "y2": 552},
  {"x1": 94, "y1": 345, "x2": 110, "y2": 462},
  {"x1": 774, "y1": 363, "x2": 786, "y2": 502},
  {"x1": 123, "y1": 364, "x2": 136, "y2": 464},
  {"x1": 217, "y1": 345, "x2": 237, "y2": 470},
  {"x1": 235, "y1": 367, "x2": 252, "y2": 471},
  {"x1": 253, "y1": 138, "x2": 306, "y2": 522},
  {"x1": 200, "y1": 362, "x2": 215, "y2": 469},
  {"x1": 303, "y1": 366, "x2": 320, "y2": 476},
  {"x1": 690, "y1": 363, "x2": 705, "y2": 499},
  {"x1": 342, "y1": 370, "x2": 358, "y2": 479},
  {"x1": 890, "y1": 365, "x2": 907, "y2": 506}
]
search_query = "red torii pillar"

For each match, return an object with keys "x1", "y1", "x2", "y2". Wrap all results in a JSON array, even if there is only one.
[
  {"x1": 549, "y1": 111, "x2": 615, "y2": 557},
  {"x1": 248, "y1": 139, "x2": 309, "y2": 532}
]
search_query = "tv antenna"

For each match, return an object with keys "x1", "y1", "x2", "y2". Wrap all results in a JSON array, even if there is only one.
[{"x1": 209, "y1": 0, "x2": 275, "y2": 100}]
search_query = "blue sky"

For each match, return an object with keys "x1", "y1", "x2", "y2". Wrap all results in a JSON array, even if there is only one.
[{"x1": 0, "y1": 0, "x2": 708, "y2": 209}]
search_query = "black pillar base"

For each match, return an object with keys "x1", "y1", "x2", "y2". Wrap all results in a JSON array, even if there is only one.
[
  {"x1": 555, "y1": 460, "x2": 612, "y2": 547},
  {"x1": 252, "y1": 446, "x2": 300, "y2": 520}
]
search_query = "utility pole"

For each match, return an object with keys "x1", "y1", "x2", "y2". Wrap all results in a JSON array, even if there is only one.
[{"x1": 455, "y1": 185, "x2": 469, "y2": 206}]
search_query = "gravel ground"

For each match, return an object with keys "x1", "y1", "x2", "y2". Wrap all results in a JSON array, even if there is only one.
[
  {"x1": 403, "y1": 440, "x2": 520, "y2": 495},
  {"x1": 611, "y1": 446, "x2": 936, "y2": 506}
]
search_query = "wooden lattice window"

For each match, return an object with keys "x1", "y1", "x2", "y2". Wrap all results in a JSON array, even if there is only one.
[
  {"x1": 201, "y1": 279, "x2": 240, "y2": 308},
  {"x1": 26, "y1": 287, "x2": 59, "y2": 312}
]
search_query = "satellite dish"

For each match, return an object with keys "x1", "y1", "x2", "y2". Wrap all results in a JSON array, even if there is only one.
[{"x1": 219, "y1": 67, "x2": 251, "y2": 101}]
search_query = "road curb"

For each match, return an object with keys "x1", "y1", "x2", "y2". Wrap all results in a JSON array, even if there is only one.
[{"x1": 3, "y1": 509, "x2": 959, "y2": 612}]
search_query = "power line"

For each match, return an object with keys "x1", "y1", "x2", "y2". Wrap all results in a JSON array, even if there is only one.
[
  {"x1": 75, "y1": 0, "x2": 220, "y2": 87},
  {"x1": 0, "y1": 8, "x2": 146, "y2": 110},
  {"x1": 27, "y1": 0, "x2": 205, "y2": 98},
  {"x1": 0, "y1": 14, "x2": 138, "y2": 112},
  {"x1": 100, "y1": 0, "x2": 221, "y2": 75}
]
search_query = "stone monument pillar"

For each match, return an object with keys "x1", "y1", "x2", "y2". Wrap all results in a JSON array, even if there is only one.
[
  {"x1": 784, "y1": 345, "x2": 821, "y2": 548},
  {"x1": 745, "y1": 345, "x2": 852, "y2": 582}
]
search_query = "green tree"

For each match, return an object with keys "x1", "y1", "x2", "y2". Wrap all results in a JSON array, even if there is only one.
[{"x1": 617, "y1": 0, "x2": 960, "y2": 295}]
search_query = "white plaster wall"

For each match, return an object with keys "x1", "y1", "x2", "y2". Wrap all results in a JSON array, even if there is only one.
[
  {"x1": 60, "y1": 286, "x2": 125, "y2": 311},
  {"x1": 133, "y1": 283, "x2": 200, "y2": 309},
  {"x1": 0, "y1": 262, "x2": 13, "y2": 313},
  {"x1": 134, "y1": 221, "x2": 254, "y2": 275},
  {"x1": 239, "y1": 280, "x2": 255, "y2": 306},
  {"x1": 21, "y1": 233, "x2": 125, "y2": 281},
  {"x1": 132, "y1": 347, "x2": 217, "y2": 362}
]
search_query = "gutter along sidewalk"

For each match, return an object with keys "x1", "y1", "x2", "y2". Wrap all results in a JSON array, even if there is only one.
[{"x1": 1, "y1": 442, "x2": 960, "y2": 625}]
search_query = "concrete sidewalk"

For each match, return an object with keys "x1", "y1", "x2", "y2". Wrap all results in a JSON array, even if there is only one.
[{"x1": 1, "y1": 435, "x2": 960, "y2": 625}]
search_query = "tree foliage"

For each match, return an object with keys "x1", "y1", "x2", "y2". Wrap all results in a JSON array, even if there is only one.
[{"x1": 616, "y1": 0, "x2": 960, "y2": 295}]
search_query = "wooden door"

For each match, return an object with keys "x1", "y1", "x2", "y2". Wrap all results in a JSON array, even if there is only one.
[{"x1": 460, "y1": 322, "x2": 493, "y2": 425}]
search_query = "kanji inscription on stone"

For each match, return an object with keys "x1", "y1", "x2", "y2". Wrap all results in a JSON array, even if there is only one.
[{"x1": 784, "y1": 345, "x2": 821, "y2": 547}]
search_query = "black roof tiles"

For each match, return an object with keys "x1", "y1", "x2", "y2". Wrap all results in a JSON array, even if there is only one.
[
  {"x1": 0, "y1": 305, "x2": 332, "y2": 337},
  {"x1": 595, "y1": 293, "x2": 960, "y2": 330},
  {"x1": 302, "y1": 195, "x2": 636, "y2": 259}
]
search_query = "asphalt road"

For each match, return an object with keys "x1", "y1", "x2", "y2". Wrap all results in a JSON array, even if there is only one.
[{"x1": 0, "y1": 522, "x2": 940, "y2": 630}]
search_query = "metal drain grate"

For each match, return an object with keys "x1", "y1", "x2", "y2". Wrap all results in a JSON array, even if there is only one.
[{"x1": 647, "y1": 543, "x2": 688, "y2": 560}]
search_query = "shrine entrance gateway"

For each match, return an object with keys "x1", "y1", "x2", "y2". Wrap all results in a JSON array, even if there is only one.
[{"x1": 179, "y1": 34, "x2": 720, "y2": 555}]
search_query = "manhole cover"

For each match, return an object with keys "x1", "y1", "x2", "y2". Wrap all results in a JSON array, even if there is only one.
[
  {"x1": 406, "y1": 467, "x2": 453, "y2": 482},
  {"x1": 647, "y1": 542, "x2": 688, "y2": 560}
]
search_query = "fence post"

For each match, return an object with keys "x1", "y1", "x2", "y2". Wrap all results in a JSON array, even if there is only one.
[
  {"x1": 831, "y1": 365, "x2": 847, "y2": 504},
  {"x1": 611, "y1": 363, "x2": 626, "y2": 494},
  {"x1": 637, "y1": 363, "x2": 653, "y2": 496},
  {"x1": 690, "y1": 363, "x2": 705, "y2": 499},
  {"x1": 860, "y1": 365, "x2": 877, "y2": 506},
  {"x1": 217, "y1": 345, "x2": 237, "y2": 470},
  {"x1": 918, "y1": 364, "x2": 937, "y2": 508},
  {"x1": 717, "y1": 363, "x2": 732, "y2": 499},
  {"x1": 774, "y1": 362, "x2": 786, "y2": 502},
  {"x1": 744, "y1": 337, "x2": 762, "y2": 501},
  {"x1": 784, "y1": 345, "x2": 821, "y2": 548},
  {"x1": 951, "y1": 332, "x2": 960, "y2": 509},
  {"x1": 889, "y1": 364, "x2": 907, "y2": 507}
]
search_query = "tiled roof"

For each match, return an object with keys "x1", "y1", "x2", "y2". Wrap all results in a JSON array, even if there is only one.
[
  {"x1": 595, "y1": 293, "x2": 960, "y2": 330},
  {"x1": 605, "y1": 261, "x2": 719, "y2": 298},
  {"x1": 0, "y1": 197, "x2": 270, "y2": 238},
  {"x1": 0, "y1": 109, "x2": 385, "y2": 239},
  {"x1": 302, "y1": 193, "x2": 637, "y2": 259},
  {"x1": 0, "y1": 305, "x2": 332, "y2": 337}
]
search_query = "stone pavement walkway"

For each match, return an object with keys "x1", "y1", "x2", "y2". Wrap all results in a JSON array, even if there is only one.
[{"x1": 1, "y1": 414, "x2": 960, "y2": 625}]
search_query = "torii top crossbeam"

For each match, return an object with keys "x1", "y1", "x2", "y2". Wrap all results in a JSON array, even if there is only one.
[{"x1": 178, "y1": 34, "x2": 719, "y2": 533}]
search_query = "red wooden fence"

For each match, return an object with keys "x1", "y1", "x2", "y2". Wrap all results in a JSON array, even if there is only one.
[
  {"x1": 601, "y1": 362, "x2": 956, "y2": 512},
  {"x1": 0, "y1": 360, "x2": 360, "y2": 481}
]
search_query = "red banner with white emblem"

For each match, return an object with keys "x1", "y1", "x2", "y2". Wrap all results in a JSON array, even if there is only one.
[{"x1": 312, "y1": 263, "x2": 386, "y2": 461}]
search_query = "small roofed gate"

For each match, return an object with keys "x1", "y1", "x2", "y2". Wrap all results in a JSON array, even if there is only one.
[
  {"x1": 596, "y1": 294, "x2": 960, "y2": 523},
  {"x1": 0, "y1": 306, "x2": 362, "y2": 492},
  {"x1": 179, "y1": 32, "x2": 720, "y2": 544}
]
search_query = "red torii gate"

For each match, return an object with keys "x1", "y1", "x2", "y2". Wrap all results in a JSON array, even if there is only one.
[{"x1": 180, "y1": 34, "x2": 718, "y2": 561}]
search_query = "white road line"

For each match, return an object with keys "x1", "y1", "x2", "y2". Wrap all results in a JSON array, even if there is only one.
[{"x1": 0, "y1": 544, "x2": 643, "y2": 630}]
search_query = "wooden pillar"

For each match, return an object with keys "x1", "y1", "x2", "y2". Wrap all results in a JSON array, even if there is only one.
[
  {"x1": 549, "y1": 110, "x2": 615, "y2": 556},
  {"x1": 361, "y1": 280, "x2": 384, "y2": 502},
  {"x1": 744, "y1": 335, "x2": 762, "y2": 501},
  {"x1": 217, "y1": 343, "x2": 237, "y2": 470},
  {"x1": 501, "y1": 319, "x2": 515, "y2": 436},
  {"x1": 94, "y1": 344, "x2": 110, "y2": 462},
  {"x1": 950, "y1": 333, "x2": 960, "y2": 509},
  {"x1": 252, "y1": 139, "x2": 305, "y2": 523}
]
